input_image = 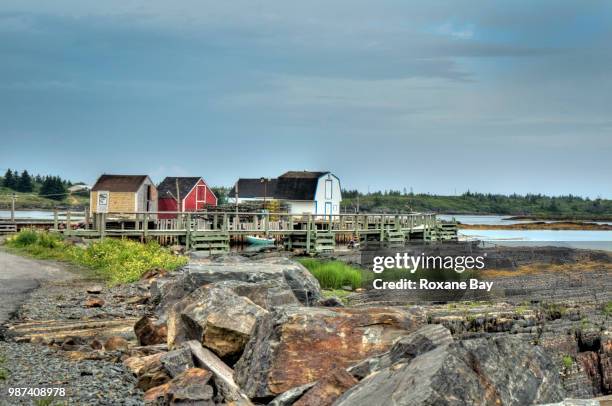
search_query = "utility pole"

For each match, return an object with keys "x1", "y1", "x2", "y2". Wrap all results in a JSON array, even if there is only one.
[
  {"x1": 175, "y1": 178, "x2": 181, "y2": 213},
  {"x1": 235, "y1": 182, "x2": 239, "y2": 214},
  {"x1": 11, "y1": 193, "x2": 16, "y2": 222}
]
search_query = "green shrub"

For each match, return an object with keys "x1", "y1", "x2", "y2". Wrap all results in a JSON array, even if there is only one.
[
  {"x1": 299, "y1": 259, "x2": 362, "y2": 290},
  {"x1": 6, "y1": 231, "x2": 187, "y2": 285},
  {"x1": 12, "y1": 229, "x2": 38, "y2": 247}
]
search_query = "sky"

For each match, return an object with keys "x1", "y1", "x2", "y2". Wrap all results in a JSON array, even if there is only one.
[{"x1": 0, "y1": 1, "x2": 611, "y2": 198}]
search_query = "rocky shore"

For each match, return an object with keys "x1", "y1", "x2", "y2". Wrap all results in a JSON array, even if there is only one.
[{"x1": 0, "y1": 247, "x2": 610, "y2": 405}]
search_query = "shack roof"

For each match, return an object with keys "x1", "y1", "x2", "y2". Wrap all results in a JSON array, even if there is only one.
[
  {"x1": 231, "y1": 178, "x2": 278, "y2": 198},
  {"x1": 91, "y1": 175, "x2": 149, "y2": 192},
  {"x1": 157, "y1": 177, "x2": 202, "y2": 200},
  {"x1": 232, "y1": 171, "x2": 330, "y2": 200}
]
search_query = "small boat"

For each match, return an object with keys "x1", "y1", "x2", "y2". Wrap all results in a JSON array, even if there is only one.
[{"x1": 246, "y1": 235, "x2": 275, "y2": 245}]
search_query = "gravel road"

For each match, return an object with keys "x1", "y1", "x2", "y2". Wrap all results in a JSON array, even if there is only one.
[{"x1": 0, "y1": 249, "x2": 76, "y2": 326}]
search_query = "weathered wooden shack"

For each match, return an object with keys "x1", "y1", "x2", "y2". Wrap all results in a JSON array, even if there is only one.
[
  {"x1": 157, "y1": 177, "x2": 217, "y2": 219},
  {"x1": 90, "y1": 175, "x2": 157, "y2": 217}
]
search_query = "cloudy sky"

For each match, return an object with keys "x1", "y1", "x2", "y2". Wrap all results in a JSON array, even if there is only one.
[{"x1": 1, "y1": 1, "x2": 610, "y2": 197}]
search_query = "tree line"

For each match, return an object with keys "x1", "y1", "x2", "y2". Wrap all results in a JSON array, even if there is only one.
[
  {"x1": 341, "y1": 189, "x2": 611, "y2": 217},
  {"x1": 2, "y1": 169, "x2": 72, "y2": 201}
]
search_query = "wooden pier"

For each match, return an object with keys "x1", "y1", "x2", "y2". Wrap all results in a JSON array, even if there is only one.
[{"x1": 1, "y1": 211, "x2": 458, "y2": 254}]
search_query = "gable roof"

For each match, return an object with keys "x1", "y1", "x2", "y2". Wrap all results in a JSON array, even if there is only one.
[
  {"x1": 157, "y1": 177, "x2": 203, "y2": 200},
  {"x1": 279, "y1": 171, "x2": 328, "y2": 179},
  {"x1": 232, "y1": 171, "x2": 331, "y2": 200},
  {"x1": 231, "y1": 178, "x2": 278, "y2": 198},
  {"x1": 91, "y1": 175, "x2": 149, "y2": 192}
]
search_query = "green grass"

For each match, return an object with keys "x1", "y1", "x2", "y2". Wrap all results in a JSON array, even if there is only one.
[
  {"x1": 5, "y1": 230, "x2": 187, "y2": 284},
  {"x1": 298, "y1": 259, "x2": 363, "y2": 290},
  {"x1": 562, "y1": 355, "x2": 573, "y2": 369}
]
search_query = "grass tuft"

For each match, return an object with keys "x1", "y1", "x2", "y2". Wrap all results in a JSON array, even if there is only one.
[
  {"x1": 299, "y1": 259, "x2": 362, "y2": 290},
  {"x1": 5, "y1": 230, "x2": 187, "y2": 284}
]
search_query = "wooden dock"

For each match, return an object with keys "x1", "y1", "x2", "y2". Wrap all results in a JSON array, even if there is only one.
[{"x1": 1, "y1": 211, "x2": 458, "y2": 254}]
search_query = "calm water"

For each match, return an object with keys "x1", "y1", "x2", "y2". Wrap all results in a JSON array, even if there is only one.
[
  {"x1": 0, "y1": 210, "x2": 85, "y2": 220},
  {"x1": 438, "y1": 214, "x2": 612, "y2": 226},
  {"x1": 459, "y1": 229, "x2": 612, "y2": 251}
]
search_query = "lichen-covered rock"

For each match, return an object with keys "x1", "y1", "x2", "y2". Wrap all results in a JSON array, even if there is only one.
[
  {"x1": 348, "y1": 324, "x2": 453, "y2": 380},
  {"x1": 234, "y1": 305, "x2": 425, "y2": 399},
  {"x1": 334, "y1": 336, "x2": 565, "y2": 406},
  {"x1": 167, "y1": 284, "x2": 267, "y2": 360},
  {"x1": 151, "y1": 257, "x2": 320, "y2": 315}
]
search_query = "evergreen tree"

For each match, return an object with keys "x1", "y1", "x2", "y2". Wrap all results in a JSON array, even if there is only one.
[
  {"x1": 16, "y1": 170, "x2": 34, "y2": 192},
  {"x1": 39, "y1": 176, "x2": 66, "y2": 200},
  {"x1": 3, "y1": 169, "x2": 16, "y2": 189}
]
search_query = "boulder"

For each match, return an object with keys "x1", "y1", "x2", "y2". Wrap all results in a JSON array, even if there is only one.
[
  {"x1": 86, "y1": 285, "x2": 103, "y2": 294},
  {"x1": 152, "y1": 257, "x2": 320, "y2": 314},
  {"x1": 347, "y1": 324, "x2": 453, "y2": 380},
  {"x1": 216, "y1": 280, "x2": 300, "y2": 309},
  {"x1": 167, "y1": 284, "x2": 268, "y2": 360},
  {"x1": 123, "y1": 353, "x2": 164, "y2": 376},
  {"x1": 234, "y1": 305, "x2": 425, "y2": 399},
  {"x1": 160, "y1": 346, "x2": 194, "y2": 378},
  {"x1": 143, "y1": 368, "x2": 214, "y2": 405},
  {"x1": 334, "y1": 335, "x2": 565, "y2": 406},
  {"x1": 134, "y1": 316, "x2": 167, "y2": 346},
  {"x1": 104, "y1": 336, "x2": 129, "y2": 352},
  {"x1": 293, "y1": 368, "x2": 357, "y2": 406}
]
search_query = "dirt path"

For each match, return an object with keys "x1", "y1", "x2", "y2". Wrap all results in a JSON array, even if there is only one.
[{"x1": 0, "y1": 249, "x2": 75, "y2": 325}]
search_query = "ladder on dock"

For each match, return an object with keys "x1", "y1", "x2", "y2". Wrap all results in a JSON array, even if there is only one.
[{"x1": 190, "y1": 231, "x2": 230, "y2": 254}]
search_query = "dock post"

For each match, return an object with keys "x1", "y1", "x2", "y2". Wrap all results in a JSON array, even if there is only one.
[
  {"x1": 264, "y1": 212, "x2": 269, "y2": 237},
  {"x1": 10, "y1": 193, "x2": 15, "y2": 223},
  {"x1": 65, "y1": 211, "x2": 71, "y2": 237},
  {"x1": 186, "y1": 213, "x2": 192, "y2": 249},
  {"x1": 53, "y1": 209, "x2": 59, "y2": 232},
  {"x1": 306, "y1": 214, "x2": 312, "y2": 254},
  {"x1": 100, "y1": 213, "x2": 106, "y2": 239},
  {"x1": 85, "y1": 208, "x2": 90, "y2": 230},
  {"x1": 143, "y1": 213, "x2": 148, "y2": 241}
]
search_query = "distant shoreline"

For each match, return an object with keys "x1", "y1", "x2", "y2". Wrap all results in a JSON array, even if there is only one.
[{"x1": 459, "y1": 221, "x2": 612, "y2": 231}]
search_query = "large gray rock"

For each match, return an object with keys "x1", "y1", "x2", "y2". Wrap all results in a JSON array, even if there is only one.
[
  {"x1": 347, "y1": 324, "x2": 453, "y2": 380},
  {"x1": 334, "y1": 335, "x2": 565, "y2": 406},
  {"x1": 167, "y1": 284, "x2": 267, "y2": 360},
  {"x1": 234, "y1": 305, "x2": 426, "y2": 399},
  {"x1": 152, "y1": 257, "x2": 320, "y2": 315}
]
